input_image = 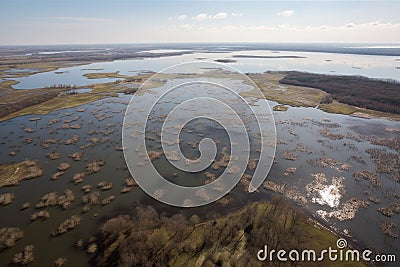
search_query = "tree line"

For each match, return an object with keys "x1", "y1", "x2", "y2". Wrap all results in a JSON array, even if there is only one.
[{"x1": 280, "y1": 72, "x2": 400, "y2": 114}]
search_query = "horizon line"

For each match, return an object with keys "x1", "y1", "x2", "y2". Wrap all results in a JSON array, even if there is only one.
[{"x1": 1, "y1": 41, "x2": 400, "y2": 47}]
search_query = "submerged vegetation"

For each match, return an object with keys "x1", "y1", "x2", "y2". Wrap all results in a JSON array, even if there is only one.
[
  {"x1": 0, "y1": 227, "x2": 24, "y2": 250},
  {"x1": 0, "y1": 46, "x2": 398, "y2": 266},
  {"x1": 0, "y1": 160, "x2": 43, "y2": 188},
  {"x1": 12, "y1": 245, "x2": 35, "y2": 266},
  {"x1": 53, "y1": 215, "x2": 82, "y2": 236}
]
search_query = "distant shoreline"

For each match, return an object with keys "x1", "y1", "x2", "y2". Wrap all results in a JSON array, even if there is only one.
[
  {"x1": 1, "y1": 43, "x2": 400, "y2": 57},
  {"x1": 233, "y1": 55, "x2": 307, "y2": 59}
]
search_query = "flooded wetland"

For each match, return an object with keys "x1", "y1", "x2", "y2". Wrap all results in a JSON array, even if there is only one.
[{"x1": 0, "y1": 44, "x2": 399, "y2": 266}]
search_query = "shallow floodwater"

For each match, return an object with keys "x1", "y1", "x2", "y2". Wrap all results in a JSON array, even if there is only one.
[
  {"x1": 0, "y1": 96, "x2": 134, "y2": 266},
  {"x1": 270, "y1": 105, "x2": 400, "y2": 257},
  {"x1": 1, "y1": 89, "x2": 399, "y2": 266},
  {"x1": 1, "y1": 53, "x2": 399, "y2": 266}
]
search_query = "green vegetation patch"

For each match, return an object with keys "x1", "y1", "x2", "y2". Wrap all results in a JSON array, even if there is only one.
[
  {"x1": 0, "y1": 93, "x2": 113, "y2": 122},
  {"x1": 319, "y1": 102, "x2": 357, "y2": 115},
  {"x1": 273, "y1": 105, "x2": 289, "y2": 112},
  {"x1": 0, "y1": 79, "x2": 20, "y2": 89},
  {"x1": 83, "y1": 72, "x2": 127, "y2": 79},
  {"x1": 248, "y1": 72, "x2": 329, "y2": 107}
]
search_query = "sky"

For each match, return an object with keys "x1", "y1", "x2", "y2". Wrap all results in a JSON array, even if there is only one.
[{"x1": 1, "y1": 0, "x2": 400, "y2": 45}]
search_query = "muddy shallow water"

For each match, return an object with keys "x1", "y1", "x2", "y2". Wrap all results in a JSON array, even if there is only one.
[{"x1": 1, "y1": 93, "x2": 399, "y2": 266}]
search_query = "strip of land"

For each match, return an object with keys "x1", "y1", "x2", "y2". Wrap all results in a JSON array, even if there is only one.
[
  {"x1": 0, "y1": 74, "x2": 152, "y2": 122},
  {"x1": 234, "y1": 55, "x2": 307, "y2": 59},
  {"x1": 0, "y1": 47, "x2": 192, "y2": 79},
  {"x1": 247, "y1": 72, "x2": 400, "y2": 120},
  {"x1": 1, "y1": 55, "x2": 399, "y2": 122},
  {"x1": 0, "y1": 160, "x2": 43, "y2": 188}
]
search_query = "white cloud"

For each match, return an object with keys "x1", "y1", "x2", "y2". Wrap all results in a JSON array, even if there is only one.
[
  {"x1": 340, "y1": 21, "x2": 397, "y2": 30},
  {"x1": 231, "y1": 12, "x2": 243, "y2": 17},
  {"x1": 212, "y1": 12, "x2": 228, "y2": 19},
  {"x1": 193, "y1": 12, "x2": 238, "y2": 21},
  {"x1": 193, "y1": 13, "x2": 210, "y2": 21},
  {"x1": 150, "y1": 21, "x2": 400, "y2": 43},
  {"x1": 177, "y1": 15, "x2": 187, "y2": 21},
  {"x1": 180, "y1": 24, "x2": 196, "y2": 30},
  {"x1": 277, "y1": 10, "x2": 294, "y2": 17},
  {"x1": 168, "y1": 14, "x2": 187, "y2": 21},
  {"x1": 173, "y1": 21, "x2": 400, "y2": 34}
]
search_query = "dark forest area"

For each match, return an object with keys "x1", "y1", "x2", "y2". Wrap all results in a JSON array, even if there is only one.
[{"x1": 280, "y1": 72, "x2": 400, "y2": 114}]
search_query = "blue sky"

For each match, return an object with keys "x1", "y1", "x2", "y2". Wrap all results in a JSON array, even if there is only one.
[{"x1": 1, "y1": 0, "x2": 400, "y2": 45}]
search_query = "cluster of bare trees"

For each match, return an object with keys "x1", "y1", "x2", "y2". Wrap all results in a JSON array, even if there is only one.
[{"x1": 95, "y1": 198, "x2": 335, "y2": 267}]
